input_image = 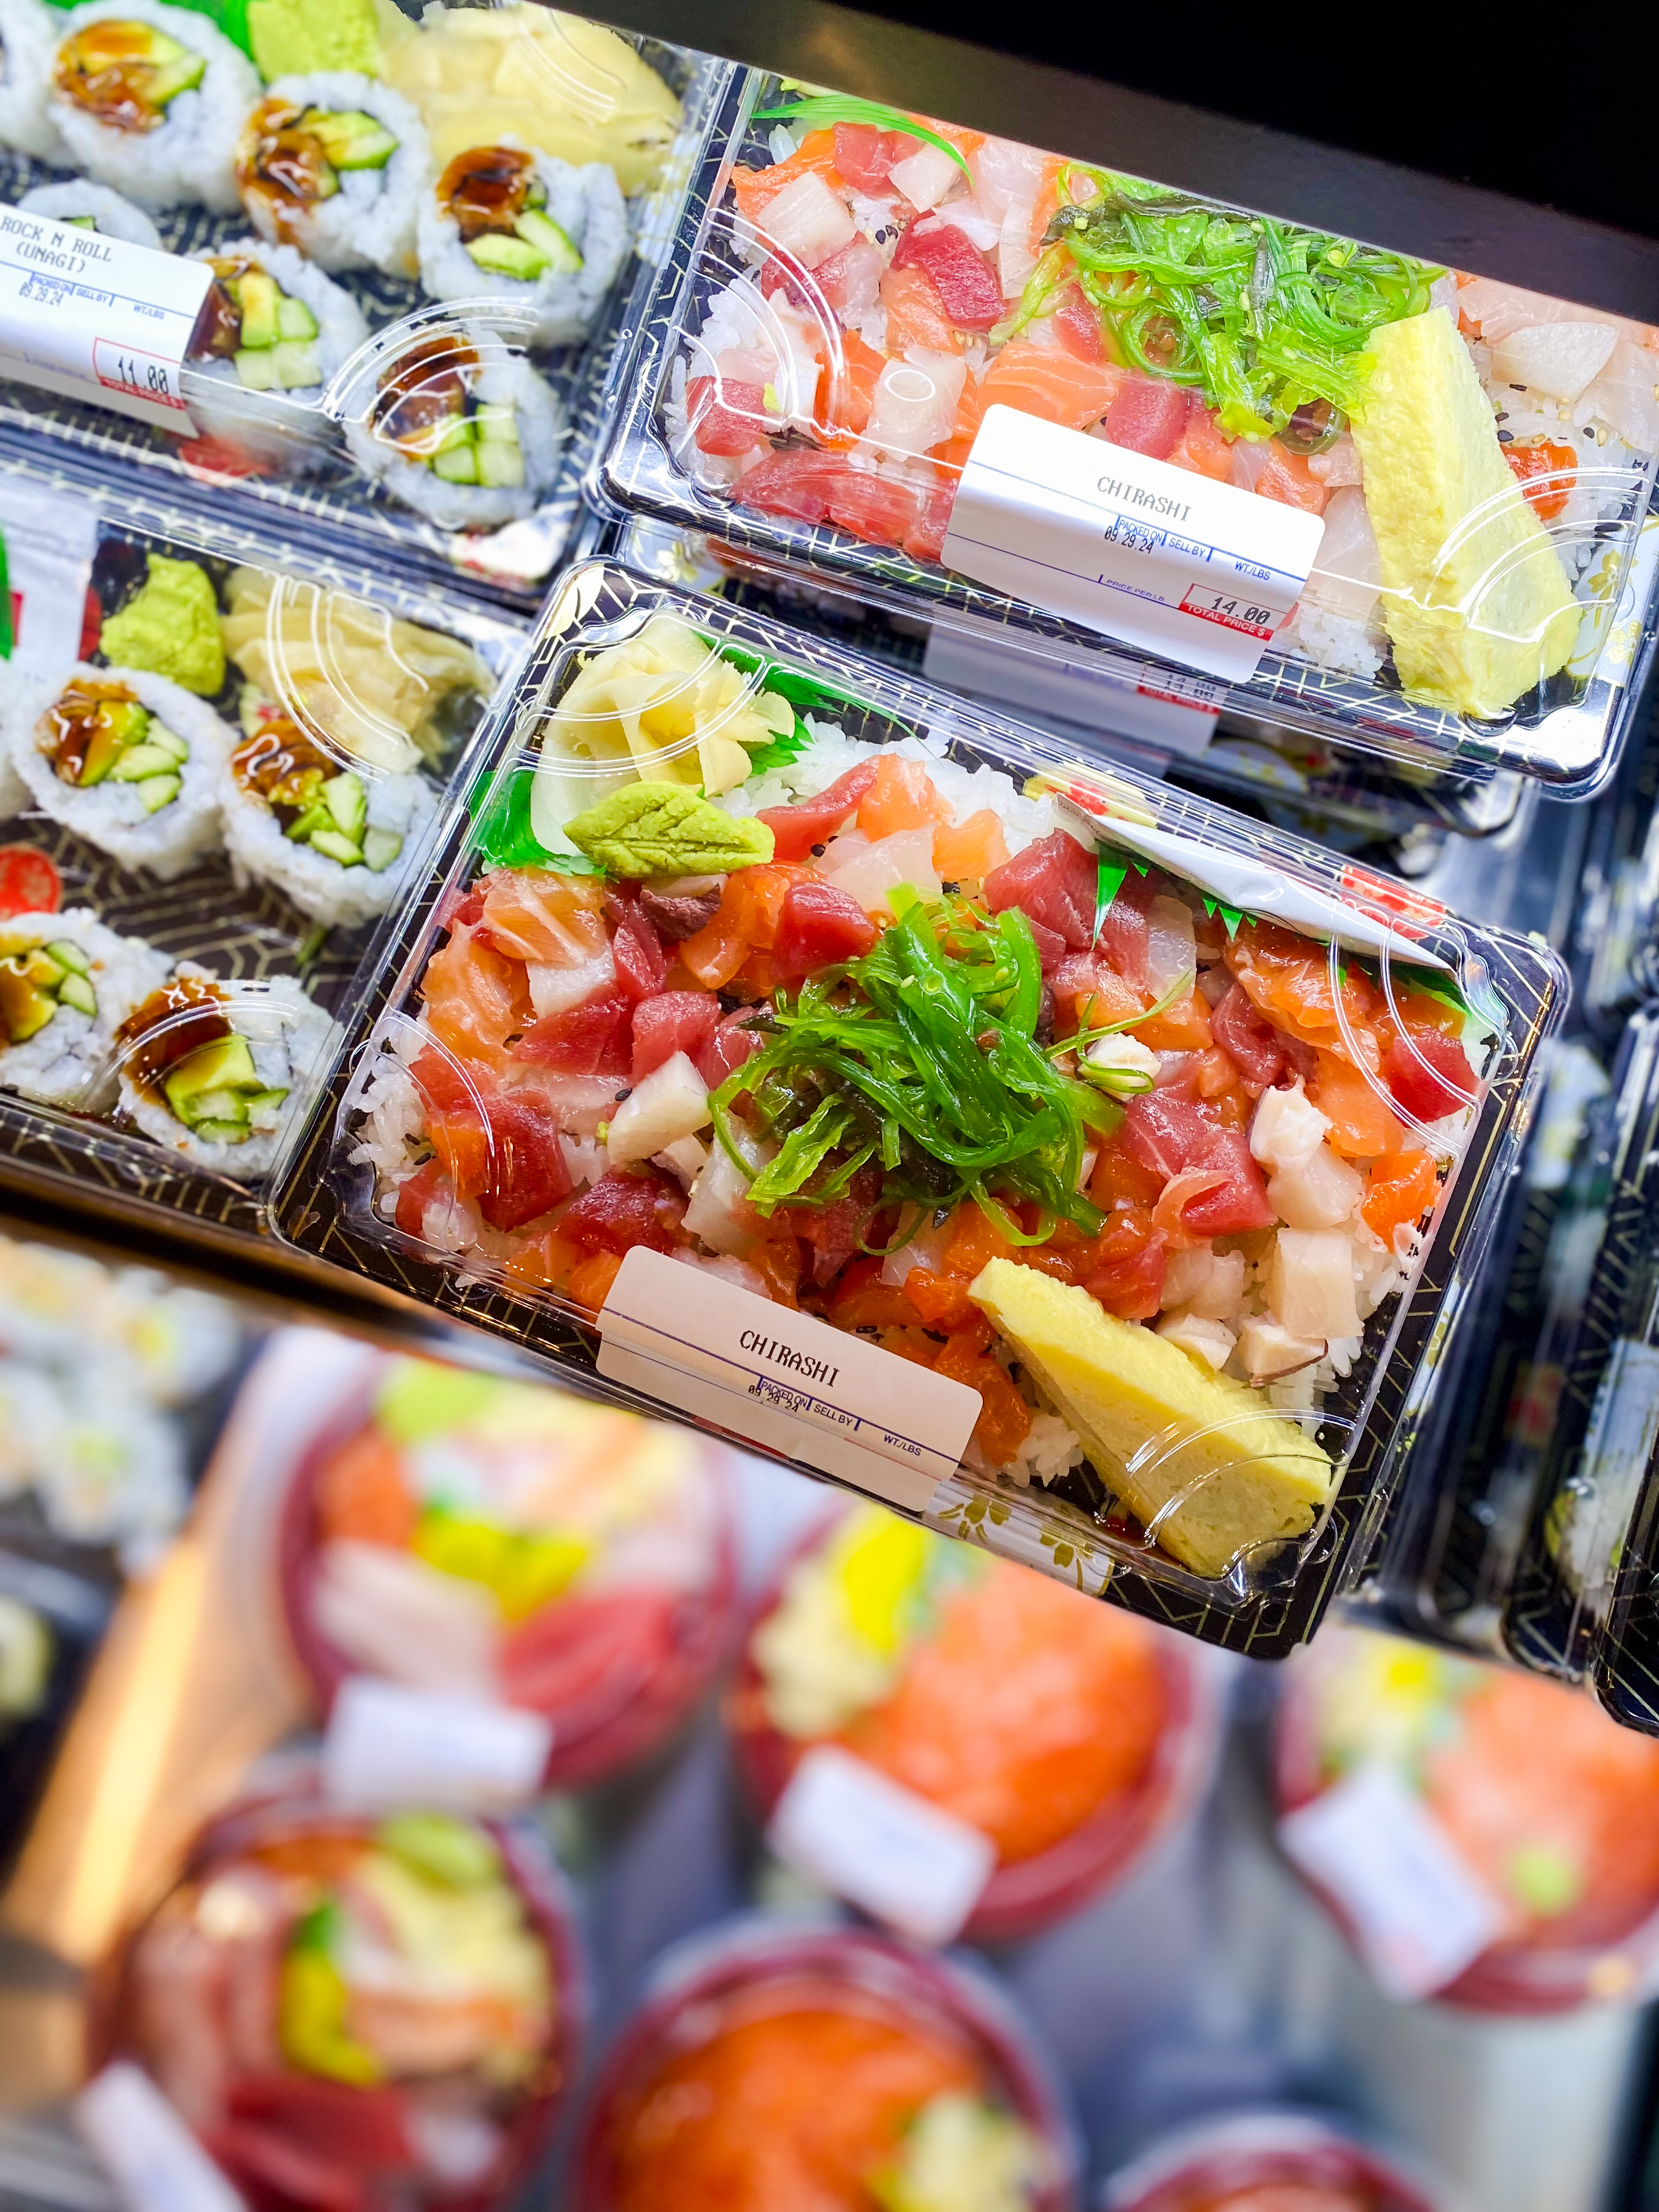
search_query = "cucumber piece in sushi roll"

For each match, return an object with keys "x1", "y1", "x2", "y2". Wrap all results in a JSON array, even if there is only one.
[
  {"x1": 416, "y1": 141, "x2": 627, "y2": 347},
  {"x1": 343, "y1": 320, "x2": 564, "y2": 529},
  {"x1": 220, "y1": 698, "x2": 437, "y2": 926},
  {"x1": 184, "y1": 241, "x2": 369, "y2": 470},
  {"x1": 47, "y1": 0, "x2": 259, "y2": 213},
  {"x1": 236, "y1": 72, "x2": 428, "y2": 279},
  {"x1": 17, "y1": 179, "x2": 162, "y2": 249},
  {"x1": 114, "y1": 960, "x2": 340, "y2": 1178},
  {"x1": 0, "y1": 0, "x2": 67, "y2": 161},
  {"x1": 5, "y1": 666, "x2": 232, "y2": 882},
  {"x1": 0, "y1": 907, "x2": 166, "y2": 1109}
]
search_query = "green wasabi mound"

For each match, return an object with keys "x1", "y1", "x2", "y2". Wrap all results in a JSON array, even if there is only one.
[
  {"x1": 563, "y1": 781, "x2": 775, "y2": 877},
  {"x1": 99, "y1": 557, "x2": 226, "y2": 697},
  {"x1": 248, "y1": 0, "x2": 379, "y2": 80}
]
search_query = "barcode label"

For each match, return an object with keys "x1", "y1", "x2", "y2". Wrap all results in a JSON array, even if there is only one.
[{"x1": 0, "y1": 206, "x2": 210, "y2": 433}]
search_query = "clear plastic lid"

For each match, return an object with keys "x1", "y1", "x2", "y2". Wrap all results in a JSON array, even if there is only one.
[
  {"x1": 0, "y1": 4, "x2": 729, "y2": 600},
  {"x1": 0, "y1": 446, "x2": 526, "y2": 1230},
  {"x1": 270, "y1": 557, "x2": 1566, "y2": 1658},
  {"x1": 592, "y1": 74, "x2": 1659, "y2": 791}
]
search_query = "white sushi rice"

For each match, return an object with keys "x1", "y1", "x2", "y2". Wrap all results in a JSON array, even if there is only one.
[
  {"x1": 220, "y1": 751, "x2": 438, "y2": 927},
  {"x1": 342, "y1": 322, "x2": 564, "y2": 530},
  {"x1": 184, "y1": 238, "x2": 370, "y2": 466},
  {"x1": 18, "y1": 178, "x2": 161, "y2": 248},
  {"x1": 241, "y1": 72, "x2": 428, "y2": 278},
  {"x1": 0, "y1": 905, "x2": 166, "y2": 1109},
  {"x1": 6, "y1": 662, "x2": 233, "y2": 880},
  {"x1": 715, "y1": 714, "x2": 1066, "y2": 854},
  {"x1": 117, "y1": 962, "x2": 341, "y2": 1178},
  {"x1": 48, "y1": 0, "x2": 259, "y2": 212},
  {"x1": 0, "y1": 0, "x2": 65, "y2": 162},
  {"x1": 416, "y1": 145, "x2": 628, "y2": 347}
]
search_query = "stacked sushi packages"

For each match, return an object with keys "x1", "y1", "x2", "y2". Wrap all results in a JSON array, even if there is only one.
[
  {"x1": 7, "y1": 26, "x2": 1659, "y2": 1713},
  {"x1": 0, "y1": 0, "x2": 716, "y2": 561}
]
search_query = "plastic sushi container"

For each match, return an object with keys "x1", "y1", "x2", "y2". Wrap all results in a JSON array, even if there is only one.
[
  {"x1": 270, "y1": 558, "x2": 1567, "y2": 1658},
  {"x1": 725, "y1": 1499, "x2": 1219, "y2": 1944},
  {"x1": 0, "y1": 440, "x2": 527, "y2": 1242},
  {"x1": 1273, "y1": 1625, "x2": 1659, "y2": 2012},
  {"x1": 569, "y1": 1918, "x2": 1080, "y2": 2211},
  {"x1": 1499, "y1": 1007, "x2": 1659, "y2": 1728},
  {"x1": 1341, "y1": 1032, "x2": 1615, "y2": 1660},
  {"x1": 1099, "y1": 2109, "x2": 1448, "y2": 2212},
  {"x1": 275, "y1": 1342, "x2": 740, "y2": 1792},
  {"x1": 84, "y1": 1783, "x2": 585, "y2": 2211},
  {"x1": 0, "y1": 1, "x2": 733, "y2": 605},
  {"x1": 591, "y1": 70, "x2": 1659, "y2": 792}
]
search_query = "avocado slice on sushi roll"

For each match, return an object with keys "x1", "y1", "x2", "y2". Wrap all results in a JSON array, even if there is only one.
[
  {"x1": 345, "y1": 320, "x2": 561, "y2": 528},
  {"x1": 47, "y1": 2, "x2": 259, "y2": 214},
  {"x1": 236, "y1": 72, "x2": 427, "y2": 278}
]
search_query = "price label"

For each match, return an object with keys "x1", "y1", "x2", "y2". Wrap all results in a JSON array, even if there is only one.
[
  {"x1": 768, "y1": 1744, "x2": 997, "y2": 1946},
  {"x1": 0, "y1": 475, "x2": 97, "y2": 673},
  {"x1": 943, "y1": 404, "x2": 1325, "y2": 685},
  {"x1": 322, "y1": 1676, "x2": 552, "y2": 1810},
  {"x1": 0, "y1": 205, "x2": 211, "y2": 433},
  {"x1": 597, "y1": 1248, "x2": 980, "y2": 1512},
  {"x1": 77, "y1": 2063, "x2": 246, "y2": 2212}
]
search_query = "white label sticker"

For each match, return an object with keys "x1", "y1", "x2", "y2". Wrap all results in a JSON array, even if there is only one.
[
  {"x1": 321, "y1": 1676, "x2": 552, "y2": 1810},
  {"x1": 0, "y1": 206, "x2": 211, "y2": 433},
  {"x1": 0, "y1": 474, "x2": 98, "y2": 674},
  {"x1": 923, "y1": 623, "x2": 1221, "y2": 760},
  {"x1": 77, "y1": 2063, "x2": 246, "y2": 2212},
  {"x1": 1277, "y1": 1762, "x2": 1505, "y2": 2000},
  {"x1": 768, "y1": 1743, "x2": 997, "y2": 1945},
  {"x1": 1564, "y1": 1336, "x2": 1659, "y2": 1590},
  {"x1": 943, "y1": 404, "x2": 1325, "y2": 685},
  {"x1": 597, "y1": 1248, "x2": 980, "y2": 1512}
]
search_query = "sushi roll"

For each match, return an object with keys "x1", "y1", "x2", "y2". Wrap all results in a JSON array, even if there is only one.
[
  {"x1": 114, "y1": 959, "x2": 340, "y2": 1178},
  {"x1": 45, "y1": 0, "x2": 260, "y2": 214},
  {"x1": 342, "y1": 319, "x2": 564, "y2": 529},
  {"x1": 0, "y1": 907, "x2": 167, "y2": 1110},
  {"x1": 415, "y1": 142, "x2": 627, "y2": 347},
  {"x1": 220, "y1": 697, "x2": 437, "y2": 927},
  {"x1": 5, "y1": 666, "x2": 232, "y2": 881},
  {"x1": 17, "y1": 178, "x2": 162, "y2": 249},
  {"x1": 236, "y1": 72, "x2": 429, "y2": 279},
  {"x1": 184, "y1": 242, "x2": 369, "y2": 464},
  {"x1": 0, "y1": 0, "x2": 66, "y2": 161}
]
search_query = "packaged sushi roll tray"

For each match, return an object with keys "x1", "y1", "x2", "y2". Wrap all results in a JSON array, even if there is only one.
[
  {"x1": 0, "y1": 442, "x2": 527, "y2": 1240},
  {"x1": 268, "y1": 557, "x2": 1566, "y2": 1655},
  {"x1": 0, "y1": 0, "x2": 734, "y2": 601},
  {"x1": 592, "y1": 71, "x2": 1659, "y2": 793}
]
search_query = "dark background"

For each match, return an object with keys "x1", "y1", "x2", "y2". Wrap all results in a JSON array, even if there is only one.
[{"x1": 881, "y1": 0, "x2": 1646, "y2": 242}]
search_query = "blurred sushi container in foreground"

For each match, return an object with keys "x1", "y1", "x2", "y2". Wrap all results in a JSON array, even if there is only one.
[
  {"x1": 1572, "y1": 673, "x2": 1659, "y2": 1030},
  {"x1": 571, "y1": 1918, "x2": 1079, "y2": 2211},
  {"x1": 1273, "y1": 1626, "x2": 1659, "y2": 2012},
  {"x1": 1099, "y1": 2110, "x2": 1449, "y2": 2212},
  {"x1": 277, "y1": 1349, "x2": 738, "y2": 1792},
  {"x1": 726, "y1": 1503, "x2": 1220, "y2": 1945},
  {"x1": 0, "y1": 1230, "x2": 244, "y2": 1578},
  {"x1": 595, "y1": 73, "x2": 1659, "y2": 789},
  {"x1": 78, "y1": 1787, "x2": 583, "y2": 2211},
  {"x1": 1344, "y1": 1033, "x2": 1613, "y2": 1658},
  {"x1": 0, "y1": 3, "x2": 727, "y2": 597}
]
